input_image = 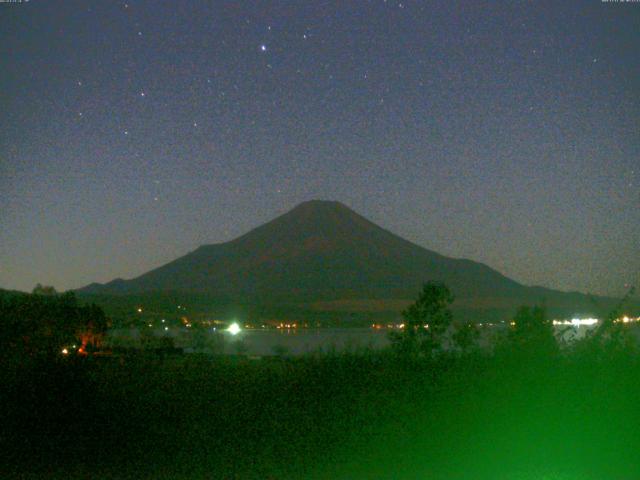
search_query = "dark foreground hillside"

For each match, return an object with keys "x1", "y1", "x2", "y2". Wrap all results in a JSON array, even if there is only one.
[{"x1": 2, "y1": 346, "x2": 640, "y2": 479}]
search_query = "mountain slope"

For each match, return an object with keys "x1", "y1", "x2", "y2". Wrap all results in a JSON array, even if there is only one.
[
  {"x1": 79, "y1": 200, "x2": 623, "y2": 319},
  {"x1": 80, "y1": 201, "x2": 522, "y2": 298}
]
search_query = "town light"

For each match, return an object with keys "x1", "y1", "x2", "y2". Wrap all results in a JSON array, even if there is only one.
[
  {"x1": 227, "y1": 322, "x2": 241, "y2": 336},
  {"x1": 553, "y1": 318, "x2": 599, "y2": 326}
]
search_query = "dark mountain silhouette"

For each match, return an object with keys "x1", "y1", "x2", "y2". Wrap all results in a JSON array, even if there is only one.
[{"x1": 78, "y1": 200, "x2": 623, "y2": 321}]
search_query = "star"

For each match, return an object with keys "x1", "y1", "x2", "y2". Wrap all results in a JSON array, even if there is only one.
[
  {"x1": 138, "y1": 31, "x2": 143, "y2": 36},
  {"x1": 77, "y1": 81, "x2": 83, "y2": 86},
  {"x1": 124, "y1": 130, "x2": 129, "y2": 135},
  {"x1": 140, "y1": 91, "x2": 146, "y2": 97},
  {"x1": 193, "y1": 122, "x2": 198, "y2": 128},
  {"x1": 260, "y1": 44, "x2": 267, "y2": 52}
]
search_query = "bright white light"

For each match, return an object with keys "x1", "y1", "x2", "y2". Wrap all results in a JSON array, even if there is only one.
[
  {"x1": 61, "y1": 348, "x2": 68, "y2": 355},
  {"x1": 137, "y1": 307, "x2": 143, "y2": 313},
  {"x1": 575, "y1": 318, "x2": 598, "y2": 326},
  {"x1": 553, "y1": 318, "x2": 599, "y2": 326},
  {"x1": 260, "y1": 44, "x2": 267, "y2": 51},
  {"x1": 227, "y1": 322, "x2": 241, "y2": 336},
  {"x1": 164, "y1": 326, "x2": 169, "y2": 331}
]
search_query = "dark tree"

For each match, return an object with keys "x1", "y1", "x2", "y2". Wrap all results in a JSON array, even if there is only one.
[
  {"x1": 390, "y1": 282, "x2": 454, "y2": 357},
  {"x1": 452, "y1": 321, "x2": 480, "y2": 354},
  {"x1": 77, "y1": 302, "x2": 108, "y2": 351},
  {"x1": 587, "y1": 286, "x2": 636, "y2": 354},
  {"x1": 0, "y1": 290, "x2": 107, "y2": 356},
  {"x1": 506, "y1": 305, "x2": 557, "y2": 355},
  {"x1": 32, "y1": 284, "x2": 58, "y2": 296}
]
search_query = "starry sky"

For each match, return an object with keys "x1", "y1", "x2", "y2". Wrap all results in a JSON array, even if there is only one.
[{"x1": 1, "y1": 0, "x2": 638, "y2": 297}]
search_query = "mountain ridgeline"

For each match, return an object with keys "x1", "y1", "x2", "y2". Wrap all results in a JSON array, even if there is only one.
[{"x1": 79, "y1": 200, "x2": 622, "y2": 322}]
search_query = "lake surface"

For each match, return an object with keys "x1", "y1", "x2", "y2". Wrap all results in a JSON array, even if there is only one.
[
  {"x1": 106, "y1": 327, "x2": 392, "y2": 355},
  {"x1": 105, "y1": 323, "x2": 626, "y2": 356},
  {"x1": 219, "y1": 328, "x2": 392, "y2": 355}
]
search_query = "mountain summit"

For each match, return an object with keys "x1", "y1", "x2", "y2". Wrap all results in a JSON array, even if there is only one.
[{"x1": 79, "y1": 200, "x2": 613, "y2": 320}]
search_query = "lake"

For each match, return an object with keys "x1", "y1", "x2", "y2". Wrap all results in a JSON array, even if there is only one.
[{"x1": 105, "y1": 323, "x2": 623, "y2": 356}]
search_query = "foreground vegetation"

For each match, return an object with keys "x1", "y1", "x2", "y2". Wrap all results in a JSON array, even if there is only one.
[
  {"x1": 2, "y1": 284, "x2": 639, "y2": 479},
  {"x1": 1, "y1": 338, "x2": 639, "y2": 479}
]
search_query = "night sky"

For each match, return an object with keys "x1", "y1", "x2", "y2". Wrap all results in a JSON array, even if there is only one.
[{"x1": 1, "y1": 1, "x2": 638, "y2": 297}]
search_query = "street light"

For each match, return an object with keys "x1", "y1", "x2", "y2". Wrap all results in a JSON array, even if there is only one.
[{"x1": 227, "y1": 322, "x2": 241, "y2": 336}]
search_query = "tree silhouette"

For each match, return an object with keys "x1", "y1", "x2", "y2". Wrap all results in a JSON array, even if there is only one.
[
  {"x1": 32, "y1": 284, "x2": 58, "y2": 296},
  {"x1": 390, "y1": 282, "x2": 454, "y2": 357},
  {"x1": 586, "y1": 286, "x2": 636, "y2": 354},
  {"x1": 0, "y1": 290, "x2": 107, "y2": 356},
  {"x1": 453, "y1": 321, "x2": 480, "y2": 354},
  {"x1": 506, "y1": 305, "x2": 557, "y2": 355}
]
